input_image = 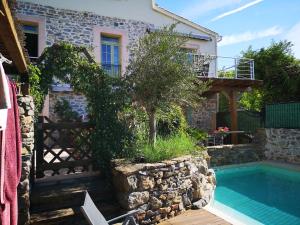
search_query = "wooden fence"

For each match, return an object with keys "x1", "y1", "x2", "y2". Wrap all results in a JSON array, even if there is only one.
[{"x1": 35, "y1": 117, "x2": 96, "y2": 178}]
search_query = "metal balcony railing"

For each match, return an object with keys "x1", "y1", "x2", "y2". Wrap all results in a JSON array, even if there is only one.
[
  {"x1": 102, "y1": 64, "x2": 121, "y2": 77},
  {"x1": 192, "y1": 54, "x2": 255, "y2": 80}
]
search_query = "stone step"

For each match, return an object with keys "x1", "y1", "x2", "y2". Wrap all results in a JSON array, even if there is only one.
[
  {"x1": 30, "y1": 208, "x2": 82, "y2": 225},
  {"x1": 30, "y1": 203, "x2": 121, "y2": 225},
  {"x1": 31, "y1": 176, "x2": 115, "y2": 213}
]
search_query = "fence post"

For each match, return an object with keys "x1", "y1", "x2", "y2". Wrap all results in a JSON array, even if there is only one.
[{"x1": 36, "y1": 116, "x2": 45, "y2": 178}]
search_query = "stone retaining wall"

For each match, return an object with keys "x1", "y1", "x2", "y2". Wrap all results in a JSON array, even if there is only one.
[
  {"x1": 207, "y1": 144, "x2": 265, "y2": 167},
  {"x1": 111, "y1": 156, "x2": 215, "y2": 224},
  {"x1": 265, "y1": 128, "x2": 300, "y2": 164},
  {"x1": 17, "y1": 95, "x2": 35, "y2": 225}
]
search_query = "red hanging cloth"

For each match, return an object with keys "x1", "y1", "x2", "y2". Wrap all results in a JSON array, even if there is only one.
[{"x1": 0, "y1": 80, "x2": 22, "y2": 225}]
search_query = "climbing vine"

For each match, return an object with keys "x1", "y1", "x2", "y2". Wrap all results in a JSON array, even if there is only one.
[
  {"x1": 28, "y1": 64, "x2": 45, "y2": 114},
  {"x1": 35, "y1": 42, "x2": 133, "y2": 170}
]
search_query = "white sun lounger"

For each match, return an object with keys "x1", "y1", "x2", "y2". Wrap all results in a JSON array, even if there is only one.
[{"x1": 81, "y1": 191, "x2": 140, "y2": 225}]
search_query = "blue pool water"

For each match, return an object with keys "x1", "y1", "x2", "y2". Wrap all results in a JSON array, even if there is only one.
[{"x1": 212, "y1": 163, "x2": 300, "y2": 225}]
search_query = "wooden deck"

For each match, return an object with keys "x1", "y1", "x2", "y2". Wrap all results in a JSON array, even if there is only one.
[{"x1": 159, "y1": 209, "x2": 231, "y2": 225}]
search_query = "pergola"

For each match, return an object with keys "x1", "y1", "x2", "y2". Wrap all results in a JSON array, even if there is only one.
[
  {"x1": 0, "y1": 0, "x2": 29, "y2": 93},
  {"x1": 200, "y1": 77, "x2": 263, "y2": 144}
]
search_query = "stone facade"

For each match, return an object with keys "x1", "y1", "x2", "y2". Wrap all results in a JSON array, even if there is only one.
[
  {"x1": 17, "y1": 95, "x2": 35, "y2": 225},
  {"x1": 190, "y1": 94, "x2": 217, "y2": 132},
  {"x1": 16, "y1": 1, "x2": 153, "y2": 122},
  {"x1": 16, "y1": 2, "x2": 152, "y2": 50},
  {"x1": 112, "y1": 155, "x2": 215, "y2": 224},
  {"x1": 265, "y1": 128, "x2": 300, "y2": 164},
  {"x1": 16, "y1": 2, "x2": 217, "y2": 130},
  {"x1": 207, "y1": 144, "x2": 265, "y2": 167},
  {"x1": 49, "y1": 91, "x2": 88, "y2": 121}
]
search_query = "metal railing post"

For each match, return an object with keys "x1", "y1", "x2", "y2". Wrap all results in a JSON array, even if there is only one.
[
  {"x1": 235, "y1": 58, "x2": 238, "y2": 79},
  {"x1": 252, "y1": 60, "x2": 255, "y2": 80}
]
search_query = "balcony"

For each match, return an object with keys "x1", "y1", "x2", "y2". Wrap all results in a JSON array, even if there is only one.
[
  {"x1": 102, "y1": 64, "x2": 121, "y2": 77},
  {"x1": 192, "y1": 55, "x2": 255, "y2": 80}
]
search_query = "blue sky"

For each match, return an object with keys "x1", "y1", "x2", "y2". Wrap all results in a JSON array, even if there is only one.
[{"x1": 156, "y1": 0, "x2": 300, "y2": 59}]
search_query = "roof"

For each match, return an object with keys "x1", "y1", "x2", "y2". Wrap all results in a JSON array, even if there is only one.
[
  {"x1": 152, "y1": 0, "x2": 221, "y2": 41},
  {"x1": 0, "y1": 0, "x2": 28, "y2": 73},
  {"x1": 147, "y1": 28, "x2": 212, "y2": 41}
]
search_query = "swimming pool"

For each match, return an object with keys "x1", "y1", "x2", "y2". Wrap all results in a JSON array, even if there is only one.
[{"x1": 206, "y1": 162, "x2": 300, "y2": 225}]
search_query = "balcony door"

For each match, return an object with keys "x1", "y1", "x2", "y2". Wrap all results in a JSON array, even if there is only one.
[{"x1": 101, "y1": 36, "x2": 121, "y2": 77}]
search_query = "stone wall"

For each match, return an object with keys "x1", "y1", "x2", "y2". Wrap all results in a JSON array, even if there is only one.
[
  {"x1": 17, "y1": 95, "x2": 35, "y2": 225},
  {"x1": 16, "y1": 2, "x2": 153, "y2": 50},
  {"x1": 111, "y1": 156, "x2": 215, "y2": 224},
  {"x1": 190, "y1": 94, "x2": 217, "y2": 132},
  {"x1": 265, "y1": 128, "x2": 300, "y2": 164},
  {"x1": 49, "y1": 91, "x2": 88, "y2": 121},
  {"x1": 207, "y1": 144, "x2": 265, "y2": 167},
  {"x1": 16, "y1": 1, "x2": 154, "y2": 121}
]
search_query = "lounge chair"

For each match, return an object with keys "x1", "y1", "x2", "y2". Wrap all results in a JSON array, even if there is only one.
[{"x1": 81, "y1": 191, "x2": 140, "y2": 225}]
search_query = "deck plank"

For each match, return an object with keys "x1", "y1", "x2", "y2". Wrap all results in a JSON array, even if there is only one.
[{"x1": 159, "y1": 209, "x2": 231, "y2": 225}]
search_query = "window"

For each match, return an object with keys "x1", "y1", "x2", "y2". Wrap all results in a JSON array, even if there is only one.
[
  {"x1": 101, "y1": 35, "x2": 121, "y2": 77},
  {"x1": 22, "y1": 24, "x2": 39, "y2": 58}
]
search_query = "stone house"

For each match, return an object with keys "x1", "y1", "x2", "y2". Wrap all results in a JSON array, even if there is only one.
[{"x1": 15, "y1": 0, "x2": 259, "y2": 134}]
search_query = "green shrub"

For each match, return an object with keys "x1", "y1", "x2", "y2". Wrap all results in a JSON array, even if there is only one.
[
  {"x1": 137, "y1": 133, "x2": 203, "y2": 163},
  {"x1": 156, "y1": 105, "x2": 188, "y2": 137},
  {"x1": 54, "y1": 99, "x2": 80, "y2": 122},
  {"x1": 186, "y1": 127, "x2": 208, "y2": 142},
  {"x1": 121, "y1": 104, "x2": 189, "y2": 146}
]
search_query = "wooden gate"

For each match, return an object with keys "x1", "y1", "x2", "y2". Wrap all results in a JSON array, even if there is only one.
[{"x1": 35, "y1": 116, "x2": 96, "y2": 178}]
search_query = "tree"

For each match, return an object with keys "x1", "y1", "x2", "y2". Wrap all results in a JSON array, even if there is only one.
[
  {"x1": 240, "y1": 41, "x2": 300, "y2": 110},
  {"x1": 125, "y1": 25, "x2": 209, "y2": 145}
]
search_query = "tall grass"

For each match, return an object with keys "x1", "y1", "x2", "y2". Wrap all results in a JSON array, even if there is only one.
[{"x1": 138, "y1": 133, "x2": 202, "y2": 163}]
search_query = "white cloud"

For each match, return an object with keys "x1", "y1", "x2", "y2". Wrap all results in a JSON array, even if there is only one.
[
  {"x1": 181, "y1": 0, "x2": 242, "y2": 20},
  {"x1": 219, "y1": 26, "x2": 283, "y2": 46},
  {"x1": 285, "y1": 22, "x2": 300, "y2": 59},
  {"x1": 211, "y1": 0, "x2": 263, "y2": 22}
]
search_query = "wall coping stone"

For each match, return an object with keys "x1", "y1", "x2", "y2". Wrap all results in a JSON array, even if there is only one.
[{"x1": 112, "y1": 155, "x2": 193, "y2": 176}]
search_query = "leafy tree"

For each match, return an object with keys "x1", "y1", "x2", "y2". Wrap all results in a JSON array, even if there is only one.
[
  {"x1": 218, "y1": 70, "x2": 235, "y2": 78},
  {"x1": 125, "y1": 25, "x2": 209, "y2": 145},
  {"x1": 239, "y1": 89, "x2": 264, "y2": 112},
  {"x1": 240, "y1": 41, "x2": 300, "y2": 110}
]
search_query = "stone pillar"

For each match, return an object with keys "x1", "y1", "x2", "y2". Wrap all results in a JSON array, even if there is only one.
[
  {"x1": 191, "y1": 94, "x2": 218, "y2": 132},
  {"x1": 17, "y1": 95, "x2": 35, "y2": 225}
]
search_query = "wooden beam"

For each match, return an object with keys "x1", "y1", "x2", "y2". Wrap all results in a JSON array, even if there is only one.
[
  {"x1": 0, "y1": 0, "x2": 27, "y2": 73},
  {"x1": 228, "y1": 90, "x2": 238, "y2": 144}
]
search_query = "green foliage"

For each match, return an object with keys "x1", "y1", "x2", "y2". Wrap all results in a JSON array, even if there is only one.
[
  {"x1": 218, "y1": 70, "x2": 235, "y2": 78},
  {"x1": 218, "y1": 93, "x2": 229, "y2": 112},
  {"x1": 121, "y1": 104, "x2": 189, "y2": 146},
  {"x1": 36, "y1": 42, "x2": 132, "y2": 171},
  {"x1": 125, "y1": 24, "x2": 209, "y2": 144},
  {"x1": 240, "y1": 41, "x2": 300, "y2": 110},
  {"x1": 156, "y1": 105, "x2": 188, "y2": 137},
  {"x1": 137, "y1": 133, "x2": 203, "y2": 163},
  {"x1": 239, "y1": 89, "x2": 264, "y2": 112},
  {"x1": 186, "y1": 127, "x2": 208, "y2": 142},
  {"x1": 28, "y1": 64, "x2": 44, "y2": 114},
  {"x1": 54, "y1": 99, "x2": 80, "y2": 122}
]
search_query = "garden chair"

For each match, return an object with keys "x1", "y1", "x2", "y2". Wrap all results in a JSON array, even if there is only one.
[{"x1": 81, "y1": 191, "x2": 140, "y2": 225}]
